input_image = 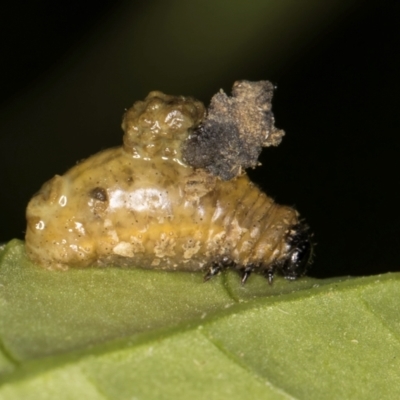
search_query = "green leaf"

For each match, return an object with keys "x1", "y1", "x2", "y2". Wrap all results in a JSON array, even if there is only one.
[{"x1": 0, "y1": 239, "x2": 399, "y2": 399}]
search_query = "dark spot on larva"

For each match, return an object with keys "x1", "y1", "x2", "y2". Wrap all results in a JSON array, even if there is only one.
[{"x1": 89, "y1": 187, "x2": 108, "y2": 202}]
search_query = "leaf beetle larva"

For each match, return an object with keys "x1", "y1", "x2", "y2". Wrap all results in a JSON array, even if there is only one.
[{"x1": 25, "y1": 81, "x2": 314, "y2": 284}]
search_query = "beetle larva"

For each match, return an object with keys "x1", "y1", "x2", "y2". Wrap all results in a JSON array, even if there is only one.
[{"x1": 25, "y1": 81, "x2": 313, "y2": 283}]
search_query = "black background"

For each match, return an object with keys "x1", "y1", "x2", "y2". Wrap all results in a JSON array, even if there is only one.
[{"x1": 1, "y1": 1, "x2": 399, "y2": 279}]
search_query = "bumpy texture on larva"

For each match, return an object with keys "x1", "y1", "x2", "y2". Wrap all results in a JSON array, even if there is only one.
[
  {"x1": 25, "y1": 85, "x2": 301, "y2": 273},
  {"x1": 122, "y1": 91, "x2": 205, "y2": 161}
]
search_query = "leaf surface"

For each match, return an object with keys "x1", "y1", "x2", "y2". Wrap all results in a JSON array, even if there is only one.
[{"x1": 0, "y1": 240, "x2": 399, "y2": 399}]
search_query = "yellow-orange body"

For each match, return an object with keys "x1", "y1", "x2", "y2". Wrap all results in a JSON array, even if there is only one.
[{"x1": 26, "y1": 146, "x2": 299, "y2": 271}]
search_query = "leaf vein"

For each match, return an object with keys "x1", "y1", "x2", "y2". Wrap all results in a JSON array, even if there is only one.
[{"x1": 199, "y1": 329, "x2": 299, "y2": 400}]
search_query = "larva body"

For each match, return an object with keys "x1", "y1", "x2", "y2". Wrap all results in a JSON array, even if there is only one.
[{"x1": 26, "y1": 83, "x2": 313, "y2": 282}]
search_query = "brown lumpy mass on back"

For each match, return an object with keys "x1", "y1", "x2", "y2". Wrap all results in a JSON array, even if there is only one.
[{"x1": 182, "y1": 80, "x2": 285, "y2": 180}]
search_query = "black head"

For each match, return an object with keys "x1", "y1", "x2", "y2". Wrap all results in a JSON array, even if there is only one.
[{"x1": 280, "y1": 223, "x2": 314, "y2": 280}]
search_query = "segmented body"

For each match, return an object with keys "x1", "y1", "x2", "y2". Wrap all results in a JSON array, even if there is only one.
[{"x1": 26, "y1": 147, "x2": 299, "y2": 272}]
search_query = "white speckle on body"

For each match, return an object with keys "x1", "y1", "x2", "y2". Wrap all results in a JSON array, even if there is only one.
[{"x1": 113, "y1": 242, "x2": 134, "y2": 257}]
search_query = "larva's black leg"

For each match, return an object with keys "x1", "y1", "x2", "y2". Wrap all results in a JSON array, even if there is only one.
[
  {"x1": 204, "y1": 264, "x2": 221, "y2": 281},
  {"x1": 240, "y1": 264, "x2": 255, "y2": 285},
  {"x1": 241, "y1": 270, "x2": 251, "y2": 285},
  {"x1": 265, "y1": 267, "x2": 275, "y2": 285},
  {"x1": 204, "y1": 257, "x2": 234, "y2": 282}
]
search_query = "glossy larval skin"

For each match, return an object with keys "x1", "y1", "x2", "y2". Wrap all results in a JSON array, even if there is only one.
[{"x1": 26, "y1": 88, "x2": 312, "y2": 282}]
